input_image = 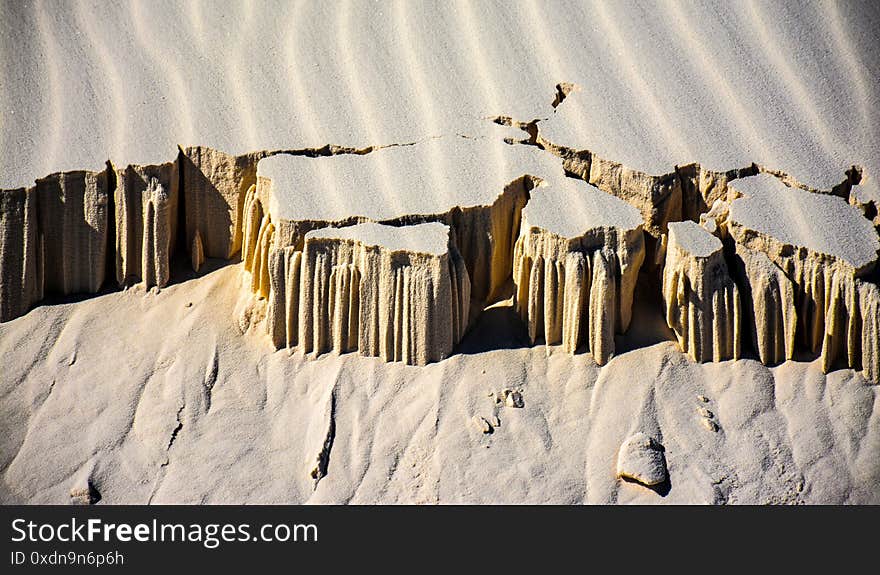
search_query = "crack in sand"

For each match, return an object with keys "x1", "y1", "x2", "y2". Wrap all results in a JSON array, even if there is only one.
[
  {"x1": 203, "y1": 347, "x2": 219, "y2": 413},
  {"x1": 309, "y1": 384, "x2": 337, "y2": 491},
  {"x1": 165, "y1": 404, "x2": 185, "y2": 453},
  {"x1": 551, "y1": 82, "x2": 580, "y2": 110}
]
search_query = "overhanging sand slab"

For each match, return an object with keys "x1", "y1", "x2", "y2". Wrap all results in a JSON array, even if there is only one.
[
  {"x1": 729, "y1": 173, "x2": 879, "y2": 275},
  {"x1": 727, "y1": 174, "x2": 880, "y2": 378},
  {"x1": 260, "y1": 136, "x2": 565, "y2": 227},
  {"x1": 253, "y1": 137, "x2": 567, "y2": 303}
]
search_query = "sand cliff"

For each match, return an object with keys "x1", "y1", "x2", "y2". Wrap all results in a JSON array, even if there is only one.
[
  {"x1": 512, "y1": 177, "x2": 645, "y2": 364},
  {"x1": 3, "y1": 128, "x2": 880, "y2": 379},
  {"x1": 726, "y1": 174, "x2": 880, "y2": 381},
  {"x1": 661, "y1": 221, "x2": 741, "y2": 363},
  {"x1": 114, "y1": 161, "x2": 178, "y2": 289},
  {"x1": 293, "y1": 223, "x2": 469, "y2": 365}
]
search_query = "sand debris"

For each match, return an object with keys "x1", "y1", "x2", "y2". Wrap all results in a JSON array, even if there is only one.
[
  {"x1": 497, "y1": 388, "x2": 524, "y2": 408},
  {"x1": 473, "y1": 416, "x2": 493, "y2": 434},
  {"x1": 69, "y1": 482, "x2": 100, "y2": 505},
  {"x1": 616, "y1": 432, "x2": 668, "y2": 487}
]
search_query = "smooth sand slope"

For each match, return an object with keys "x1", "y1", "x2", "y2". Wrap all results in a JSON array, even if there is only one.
[{"x1": 1, "y1": 0, "x2": 879, "y2": 504}]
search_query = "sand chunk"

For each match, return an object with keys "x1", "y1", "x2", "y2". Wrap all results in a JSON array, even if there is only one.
[
  {"x1": 616, "y1": 432, "x2": 668, "y2": 487},
  {"x1": 114, "y1": 162, "x2": 178, "y2": 288},
  {"x1": 662, "y1": 221, "x2": 740, "y2": 362},
  {"x1": 257, "y1": 136, "x2": 563, "y2": 303},
  {"x1": 473, "y1": 416, "x2": 493, "y2": 434},
  {"x1": 729, "y1": 174, "x2": 879, "y2": 275},
  {"x1": 502, "y1": 389, "x2": 524, "y2": 408},
  {"x1": 513, "y1": 177, "x2": 645, "y2": 364},
  {"x1": 0, "y1": 187, "x2": 41, "y2": 321},
  {"x1": 69, "y1": 482, "x2": 99, "y2": 505},
  {"x1": 269, "y1": 222, "x2": 470, "y2": 365}
]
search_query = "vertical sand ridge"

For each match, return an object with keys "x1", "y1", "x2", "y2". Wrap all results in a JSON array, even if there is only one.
[
  {"x1": 35, "y1": 170, "x2": 110, "y2": 296},
  {"x1": 284, "y1": 224, "x2": 470, "y2": 366},
  {"x1": 0, "y1": 187, "x2": 41, "y2": 322},
  {"x1": 114, "y1": 162, "x2": 179, "y2": 288},
  {"x1": 660, "y1": 221, "x2": 741, "y2": 363}
]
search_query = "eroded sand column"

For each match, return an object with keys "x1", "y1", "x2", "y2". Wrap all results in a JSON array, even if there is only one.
[
  {"x1": 725, "y1": 174, "x2": 880, "y2": 380},
  {"x1": 35, "y1": 169, "x2": 110, "y2": 295},
  {"x1": 0, "y1": 187, "x2": 42, "y2": 321},
  {"x1": 114, "y1": 162, "x2": 178, "y2": 288},
  {"x1": 513, "y1": 178, "x2": 645, "y2": 365},
  {"x1": 290, "y1": 222, "x2": 470, "y2": 365},
  {"x1": 661, "y1": 221, "x2": 741, "y2": 362}
]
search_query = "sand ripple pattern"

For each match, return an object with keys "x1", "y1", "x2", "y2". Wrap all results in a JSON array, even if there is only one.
[{"x1": 0, "y1": 0, "x2": 878, "y2": 203}]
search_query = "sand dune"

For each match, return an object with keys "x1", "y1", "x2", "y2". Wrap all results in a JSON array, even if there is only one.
[{"x1": 1, "y1": 0, "x2": 879, "y2": 504}]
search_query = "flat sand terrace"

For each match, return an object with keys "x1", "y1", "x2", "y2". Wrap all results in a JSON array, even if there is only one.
[
  {"x1": 729, "y1": 173, "x2": 880, "y2": 271},
  {"x1": 305, "y1": 222, "x2": 452, "y2": 257},
  {"x1": 522, "y1": 178, "x2": 643, "y2": 239},
  {"x1": 262, "y1": 137, "x2": 566, "y2": 222},
  {"x1": 668, "y1": 221, "x2": 722, "y2": 259}
]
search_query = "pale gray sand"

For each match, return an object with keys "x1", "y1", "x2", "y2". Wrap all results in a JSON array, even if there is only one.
[
  {"x1": 306, "y1": 222, "x2": 450, "y2": 257},
  {"x1": 0, "y1": 262, "x2": 877, "y2": 504},
  {"x1": 668, "y1": 221, "x2": 722, "y2": 259},
  {"x1": 523, "y1": 178, "x2": 643, "y2": 239},
  {"x1": 528, "y1": 1, "x2": 879, "y2": 198},
  {"x1": 729, "y1": 173, "x2": 879, "y2": 270},
  {"x1": 538, "y1": 91, "x2": 694, "y2": 176},
  {"x1": 262, "y1": 136, "x2": 565, "y2": 222},
  {"x1": 4, "y1": 0, "x2": 877, "y2": 203}
]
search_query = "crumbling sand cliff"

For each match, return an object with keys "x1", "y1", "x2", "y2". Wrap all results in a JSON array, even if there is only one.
[
  {"x1": 661, "y1": 221, "x2": 741, "y2": 363},
  {"x1": 292, "y1": 222, "x2": 469, "y2": 365},
  {"x1": 512, "y1": 177, "x2": 645, "y2": 364},
  {"x1": 2, "y1": 115, "x2": 880, "y2": 380}
]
